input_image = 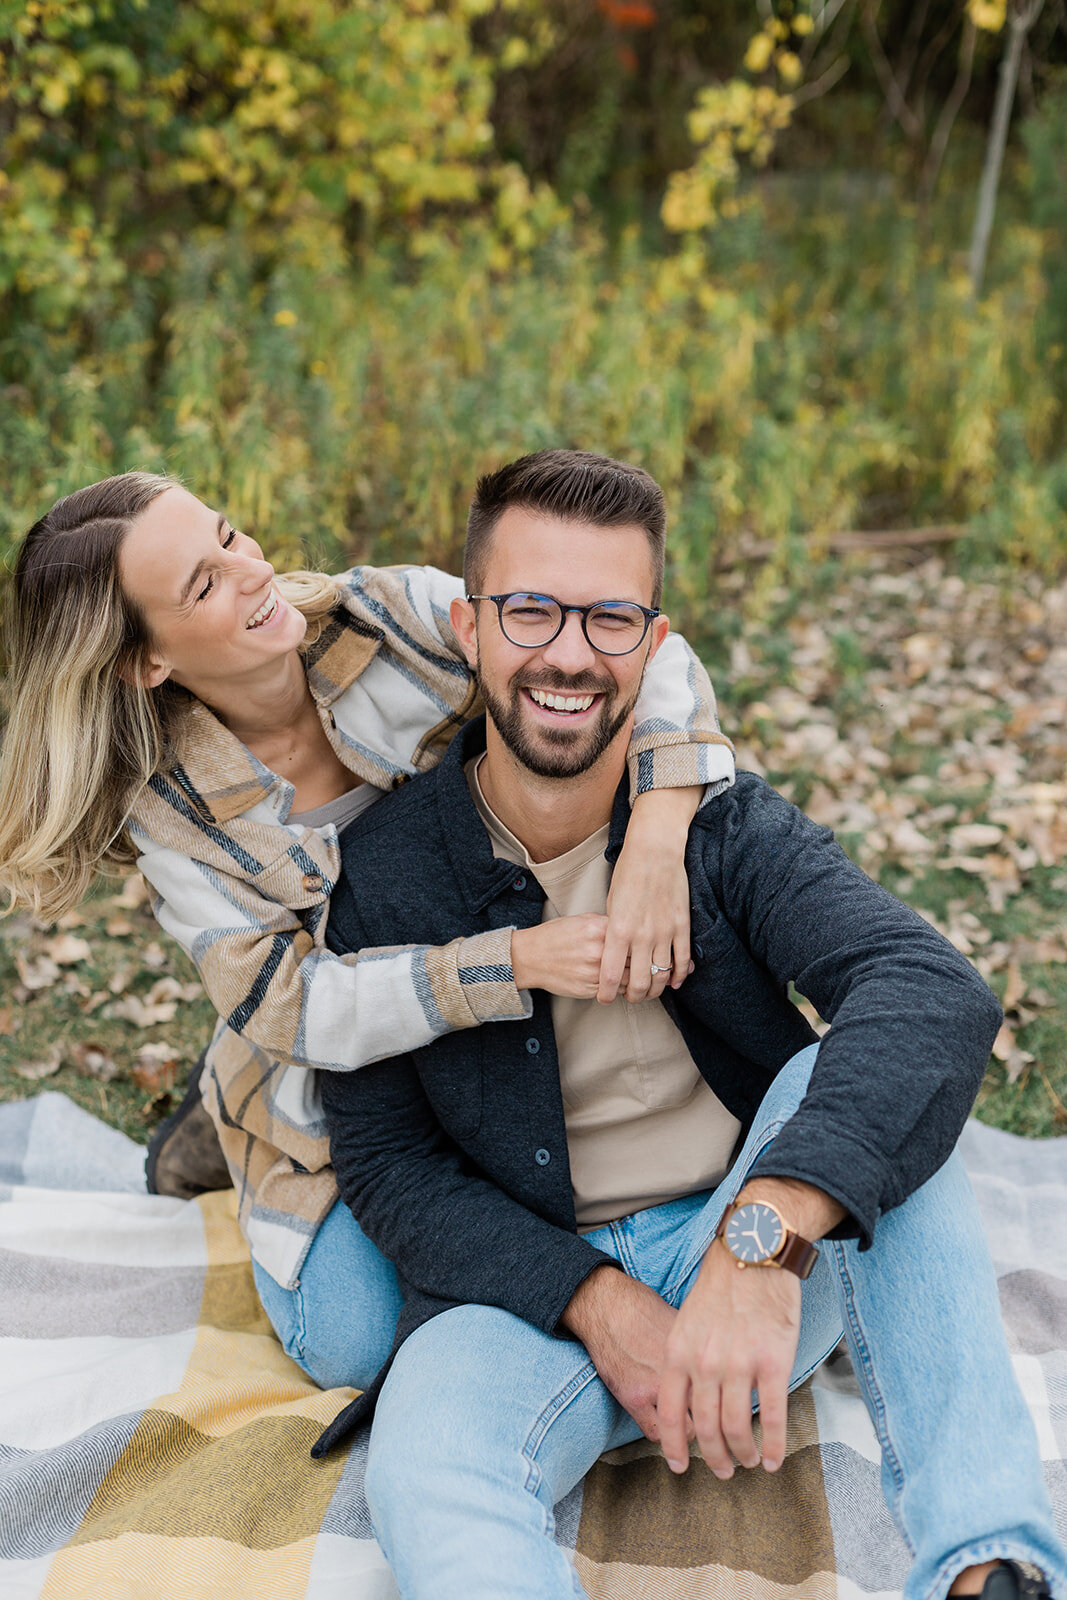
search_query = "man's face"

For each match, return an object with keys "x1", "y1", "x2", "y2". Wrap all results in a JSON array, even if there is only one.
[{"x1": 452, "y1": 507, "x2": 668, "y2": 780}]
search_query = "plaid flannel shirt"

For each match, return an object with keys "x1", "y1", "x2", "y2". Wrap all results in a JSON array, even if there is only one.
[{"x1": 127, "y1": 564, "x2": 735, "y2": 1287}]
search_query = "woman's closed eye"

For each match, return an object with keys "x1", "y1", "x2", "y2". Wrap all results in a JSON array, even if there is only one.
[{"x1": 195, "y1": 525, "x2": 237, "y2": 602}]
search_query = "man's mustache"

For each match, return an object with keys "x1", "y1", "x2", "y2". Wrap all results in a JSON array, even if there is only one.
[{"x1": 515, "y1": 671, "x2": 614, "y2": 696}]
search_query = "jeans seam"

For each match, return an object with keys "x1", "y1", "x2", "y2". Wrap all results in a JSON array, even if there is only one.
[
  {"x1": 521, "y1": 1359, "x2": 602, "y2": 1493},
  {"x1": 609, "y1": 1219, "x2": 639, "y2": 1278},
  {"x1": 831, "y1": 1239, "x2": 911, "y2": 1545}
]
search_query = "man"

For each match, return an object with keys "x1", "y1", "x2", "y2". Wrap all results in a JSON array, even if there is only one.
[{"x1": 314, "y1": 449, "x2": 1065, "y2": 1600}]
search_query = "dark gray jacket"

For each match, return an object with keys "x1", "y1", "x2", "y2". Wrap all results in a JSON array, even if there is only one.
[{"x1": 312, "y1": 719, "x2": 1001, "y2": 1456}]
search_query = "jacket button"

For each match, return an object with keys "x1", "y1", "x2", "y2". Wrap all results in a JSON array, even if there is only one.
[
  {"x1": 302, "y1": 873, "x2": 322, "y2": 892},
  {"x1": 525, "y1": 1037, "x2": 540, "y2": 1055},
  {"x1": 393, "y1": 773, "x2": 410, "y2": 790},
  {"x1": 513, "y1": 874, "x2": 527, "y2": 891},
  {"x1": 535, "y1": 1148, "x2": 551, "y2": 1167}
]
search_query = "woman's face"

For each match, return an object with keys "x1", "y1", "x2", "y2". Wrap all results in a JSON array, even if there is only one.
[{"x1": 119, "y1": 486, "x2": 307, "y2": 695}]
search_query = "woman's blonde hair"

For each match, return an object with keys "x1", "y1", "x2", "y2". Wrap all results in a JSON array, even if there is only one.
[{"x1": 0, "y1": 472, "x2": 342, "y2": 923}]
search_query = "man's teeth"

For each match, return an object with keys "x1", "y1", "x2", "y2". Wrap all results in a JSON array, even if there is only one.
[
  {"x1": 528, "y1": 689, "x2": 596, "y2": 713},
  {"x1": 246, "y1": 594, "x2": 278, "y2": 630}
]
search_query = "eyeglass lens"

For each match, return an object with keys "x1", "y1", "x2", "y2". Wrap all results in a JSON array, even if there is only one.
[{"x1": 499, "y1": 595, "x2": 648, "y2": 654}]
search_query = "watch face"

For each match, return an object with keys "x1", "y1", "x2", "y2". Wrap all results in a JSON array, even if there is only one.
[{"x1": 724, "y1": 1202, "x2": 785, "y2": 1264}]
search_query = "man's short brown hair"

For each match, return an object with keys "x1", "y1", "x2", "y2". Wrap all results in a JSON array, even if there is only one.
[{"x1": 465, "y1": 449, "x2": 666, "y2": 607}]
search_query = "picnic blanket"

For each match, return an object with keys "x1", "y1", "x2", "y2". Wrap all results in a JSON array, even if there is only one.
[{"x1": 1, "y1": 1091, "x2": 1064, "y2": 1600}]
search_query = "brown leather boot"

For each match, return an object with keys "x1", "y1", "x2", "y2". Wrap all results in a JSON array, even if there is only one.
[{"x1": 146, "y1": 1053, "x2": 233, "y2": 1199}]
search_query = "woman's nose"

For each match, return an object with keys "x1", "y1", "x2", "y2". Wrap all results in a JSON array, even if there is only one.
[{"x1": 237, "y1": 552, "x2": 275, "y2": 588}]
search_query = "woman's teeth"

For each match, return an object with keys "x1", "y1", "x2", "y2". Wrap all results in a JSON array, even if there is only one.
[
  {"x1": 246, "y1": 594, "x2": 278, "y2": 630},
  {"x1": 528, "y1": 689, "x2": 596, "y2": 714}
]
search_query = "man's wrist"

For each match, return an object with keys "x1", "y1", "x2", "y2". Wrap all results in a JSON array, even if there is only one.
[
  {"x1": 726, "y1": 1176, "x2": 847, "y2": 1246},
  {"x1": 559, "y1": 1262, "x2": 627, "y2": 1342}
]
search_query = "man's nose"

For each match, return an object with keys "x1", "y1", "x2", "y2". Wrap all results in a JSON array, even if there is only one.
[{"x1": 539, "y1": 610, "x2": 598, "y2": 675}]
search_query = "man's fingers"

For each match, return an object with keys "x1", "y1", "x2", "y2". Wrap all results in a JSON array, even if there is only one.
[
  {"x1": 719, "y1": 1376, "x2": 759, "y2": 1470},
  {"x1": 656, "y1": 1368, "x2": 692, "y2": 1473},
  {"x1": 755, "y1": 1368, "x2": 790, "y2": 1472},
  {"x1": 690, "y1": 1381, "x2": 732, "y2": 1480}
]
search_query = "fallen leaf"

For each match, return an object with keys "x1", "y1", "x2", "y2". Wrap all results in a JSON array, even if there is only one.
[
  {"x1": 106, "y1": 916, "x2": 134, "y2": 938},
  {"x1": 15, "y1": 1047, "x2": 62, "y2": 1081},
  {"x1": 115, "y1": 875, "x2": 149, "y2": 910},
  {"x1": 43, "y1": 932, "x2": 92, "y2": 965},
  {"x1": 131, "y1": 1042, "x2": 182, "y2": 1093},
  {"x1": 67, "y1": 1041, "x2": 119, "y2": 1081},
  {"x1": 56, "y1": 909, "x2": 87, "y2": 929},
  {"x1": 947, "y1": 823, "x2": 1003, "y2": 852},
  {"x1": 1002, "y1": 961, "x2": 1026, "y2": 1014},
  {"x1": 0, "y1": 1007, "x2": 20, "y2": 1035},
  {"x1": 15, "y1": 952, "x2": 61, "y2": 991},
  {"x1": 81, "y1": 991, "x2": 111, "y2": 1015},
  {"x1": 108, "y1": 964, "x2": 135, "y2": 995},
  {"x1": 111, "y1": 994, "x2": 177, "y2": 1027},
  {"x1": 142, "y1": 942, "x2": 168, "y2": 970}
]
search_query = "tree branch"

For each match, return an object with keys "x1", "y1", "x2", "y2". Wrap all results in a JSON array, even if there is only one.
[
  {"x1": 861, "y1": 0, "x2": 923, "y2": 140},
  {"x1": 920, "y1": 17, "x2": 977, "y2": 204}
]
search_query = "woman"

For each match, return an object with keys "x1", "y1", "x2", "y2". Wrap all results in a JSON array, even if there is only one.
[{"x1": 0, "y1": 469, "x2": 735, "y2": 1388}]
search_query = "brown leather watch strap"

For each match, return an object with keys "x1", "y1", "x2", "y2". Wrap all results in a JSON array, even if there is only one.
[{"x1": 775, "y1": 1231, "x2": 819, "y2": 1279}]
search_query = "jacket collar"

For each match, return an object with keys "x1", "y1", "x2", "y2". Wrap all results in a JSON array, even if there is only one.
[
  {"x1": 436, "y1": 719, "x2": 631, "y2": 914},
  {"x1": 163, "y1": 608, "x2": 384, "y2": 826}
]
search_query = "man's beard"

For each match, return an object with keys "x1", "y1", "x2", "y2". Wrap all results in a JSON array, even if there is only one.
[{"x1": 477, "y1": 664, "x2": 640, "y2": 779}]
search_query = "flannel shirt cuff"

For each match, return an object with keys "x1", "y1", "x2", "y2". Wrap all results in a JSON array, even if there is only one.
[
  {"x1": 626, "y1": 730, "x2": 736, "y2": 804},
  {"x1": 454, "y1": 925, "x2": 531, "y2": 1024}
]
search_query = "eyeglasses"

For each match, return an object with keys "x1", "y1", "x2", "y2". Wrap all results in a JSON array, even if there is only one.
[{"x1": 466, "y1": 592, "x2": 660, "y2": 656}]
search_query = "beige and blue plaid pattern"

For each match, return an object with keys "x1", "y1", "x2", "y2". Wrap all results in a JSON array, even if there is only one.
[
  {"x1": 126, "y1": 564, "x2": 736, "y2": 1287},
  {"x1": 1, "y1": 1096, "x2": 1062, "y2": 1599}
]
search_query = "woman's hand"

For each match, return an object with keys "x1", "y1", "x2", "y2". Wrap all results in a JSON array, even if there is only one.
[
  {"x1": 600, "y1": 787, "x2": 699, "y2": 1004},
  {"x1": 511, "y1": 915, "x2": 619, "y2": 999}
]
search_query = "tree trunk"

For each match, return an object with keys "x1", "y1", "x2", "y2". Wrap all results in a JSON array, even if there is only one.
[{"x1": 968, "y1": 0, "x2": 1046, "y2": 298}]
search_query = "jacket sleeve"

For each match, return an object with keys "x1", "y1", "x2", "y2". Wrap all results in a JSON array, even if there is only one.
[
  {"x1": 320, "y1": 1054, "x2": 615, "y2": 1331},
  {"x1": 706, "y1": 780, "x2": 1003, "y2": 1245},
  {"x1": 131, "y1": 824, "x2": 530, "y2": 1072}
]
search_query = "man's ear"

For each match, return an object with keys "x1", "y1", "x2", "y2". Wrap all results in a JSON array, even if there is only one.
[
  {"x1": 645, "y1": 612, "x2": 671, "y2": 665},
  {"x1": 449, "y1": 596, "x2": 479, "y2": 671}
]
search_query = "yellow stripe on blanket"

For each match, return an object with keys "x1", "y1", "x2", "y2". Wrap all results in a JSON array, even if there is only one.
[
  {"x1": 39, "y1": 1189, "x2": 354, "y2": 1599},
  {"x1": 41, "y1": 1531, "x2": 324, "y2": 1600}
]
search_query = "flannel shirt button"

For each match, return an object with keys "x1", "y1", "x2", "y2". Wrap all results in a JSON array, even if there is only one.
[
  {"x1": 525, "y1": 1037, "x2": 540, "y2": 1055},
  {"x1": 302, "y1": 873, "x2": 322, "y2": 892},
  {"x1": 393, "y1": 773, "x2": 410, "y2": 790},
  {"x1": 534, "y1": 1148, "x2": 551, "y2": 1167},
  {"x1": 512, "y1": 874, "x2": 527, "y2": 891}
]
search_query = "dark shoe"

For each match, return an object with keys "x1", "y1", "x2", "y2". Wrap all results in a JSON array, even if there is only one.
[
  {"x1": 145, "y1": 1052, "x2": 233, "y2": 1199},
  {"x1": 965, "y1": 1563, "x2": 1052, "y2": 1600}
]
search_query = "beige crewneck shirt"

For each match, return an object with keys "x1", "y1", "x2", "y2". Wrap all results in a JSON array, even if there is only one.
[{"x1": 466, "y1": 756, "x2": 742, "y2": 1230}]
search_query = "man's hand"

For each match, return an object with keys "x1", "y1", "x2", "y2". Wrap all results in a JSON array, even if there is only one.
[
  {"x1": 601, "y1": 785, "x2": 699, "y2": 1005},
  {"x1": 560, "y1": 1265, "x2": 678, "y2": 1441},
  {"x1": 658, "y1": 1178, "x2": 847, "y2": 1478}
]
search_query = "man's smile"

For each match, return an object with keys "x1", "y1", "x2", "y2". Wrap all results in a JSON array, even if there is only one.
[{"x1": 523, "y1": 686, "x2": 602, "y2": 720}]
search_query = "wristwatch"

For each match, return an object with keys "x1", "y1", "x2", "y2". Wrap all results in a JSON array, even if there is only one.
[{"x1": 714, "y1": 1199, "x2": 819, "y2": 1279}]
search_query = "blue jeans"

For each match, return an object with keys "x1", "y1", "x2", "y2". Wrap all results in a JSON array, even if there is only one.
[{"x1": 254, "y1": 1046, "x2": 1066, "y2": 1600}]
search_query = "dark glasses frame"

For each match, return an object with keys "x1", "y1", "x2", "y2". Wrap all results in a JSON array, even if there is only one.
[{"x1": 466, "y1": 592, "x2": 660, "y2": 656}]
